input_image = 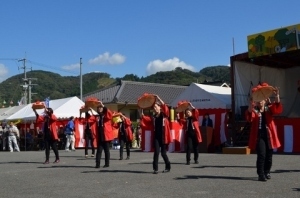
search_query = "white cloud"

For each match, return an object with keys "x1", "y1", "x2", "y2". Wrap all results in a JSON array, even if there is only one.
[
  {"x1": 89, "y1": 52, "x2": 126, "y2": 65},
  {"x1": 0, "y1": 63, "x2": 9, "y2": 82},
  {"x1": 61, "y1": 63, "x2": 80, "y2": 70},
  {"x1": 227, "y1": 63, "x2": 231, "y2": 67},
  {"x1": 146, "y1": 57, "x2": 196, "y2": 75}
]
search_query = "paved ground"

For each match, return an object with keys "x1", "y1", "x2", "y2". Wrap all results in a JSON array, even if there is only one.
[{"x1": 0, "y1": 149, "x2": 300, "y2": 198}]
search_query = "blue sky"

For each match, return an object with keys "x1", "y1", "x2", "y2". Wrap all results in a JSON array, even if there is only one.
[{"x1": 0, "y1": 0, "x2": 299, "y2": 82}]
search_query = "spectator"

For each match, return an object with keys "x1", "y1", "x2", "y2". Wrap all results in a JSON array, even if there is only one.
[
  {"x1": 65, "y1": 116, "x2": 76, "y2": 151},
  {"x1": 8, "y1": 122, "x2": 20, "y2": 152},
  {"x1": 25, "y1": 130, "x2": 34, "y2": 150},
  {"x1": 202, "y1": 113, "x2": 213, "y2": 127}
]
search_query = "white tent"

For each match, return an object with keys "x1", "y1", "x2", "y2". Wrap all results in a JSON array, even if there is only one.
[
  {"x1": 0, "y1": 105, "x2": 27, "y2": 121},
  {"x1": 6, "y1": 96, "x2": 85, "y2": 121},
  {"x1": 171, "y1": 83, "x2": 232, "y2": 146},
  {"x1": 171, "y1": 83, "x2": 231, "y2": 109}
]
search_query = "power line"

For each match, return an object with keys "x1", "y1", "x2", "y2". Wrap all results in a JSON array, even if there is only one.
[
  {"x1": 27, "y1": 60, "x2": 79, "y2": 75},
  {"x1": 0, "y1": 58, "x2": 79, "y2": 76}
]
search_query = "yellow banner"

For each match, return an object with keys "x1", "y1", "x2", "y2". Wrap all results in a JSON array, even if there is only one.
[{"x1": 247, "y1": 24, "x2": 300, "y2": 58}]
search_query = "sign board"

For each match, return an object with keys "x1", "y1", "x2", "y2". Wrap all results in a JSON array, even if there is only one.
[{"x1": 247, "y1": 24, "x2": 300, "y2": 58}]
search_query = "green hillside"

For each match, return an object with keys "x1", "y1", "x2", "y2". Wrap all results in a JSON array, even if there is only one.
[{"x1": 0, "y1": 66, "x2": 230, "y2": 105}]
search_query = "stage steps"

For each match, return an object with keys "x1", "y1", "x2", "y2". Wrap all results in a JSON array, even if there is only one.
[{"x1": 222, "y1": 146, "x2": 251, "y2": 154}]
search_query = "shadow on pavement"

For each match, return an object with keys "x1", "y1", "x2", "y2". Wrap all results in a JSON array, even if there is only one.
[
  {"x1": 272, "y1": 169, "x2": 300, "y2": 174},
  {"x1": 37, "y1": 165, "x2": 94, "y2": 168},
  {"x1": 0, "y1": 161, "x2": 42, "y2": 164},
  {"x1": 81, "y1": 169, "x2": 150, "y2": 174},
  {"x1": 174, "y1": 175, "x2": 258, "y2": 181},
  {"x1": 194, "y1": 165, "x2": 255, "y2": 169}
]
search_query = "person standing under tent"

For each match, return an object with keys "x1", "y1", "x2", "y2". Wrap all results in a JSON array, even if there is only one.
[
  {"x1": 201, "y1": 113, "x2": 213, "y2": 127},
  {"x1": 33, "y1": 107, "x2": 60, "y2": 164},
  {"x1": 65, "y1": 116, "x2": 76, "y2": 151},
  {"x1": 8, "y1": 122, "x2": 20, "y2": 152},
  {"x1": 139, "y1": 95, "x2": 172, "y2": 174},
  {"x1": 246, "y1": 87, "x2": 282, "y2": 182},
  {"x1": 83, "y1": 110, "x2": 96, "y2": 158},
  {"x1": 91, "y1": 101, "x2": 114, "y2": 169},
  {"x1": 117, "y1": 113, "x2": 133, "y2": 160},
  {"x1": 177, "y1": 102, "x2": 202, "y2": 165}
]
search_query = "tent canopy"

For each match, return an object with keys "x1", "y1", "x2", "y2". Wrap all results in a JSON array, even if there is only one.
[
  {"x1": 6, "y1": 96, "x2": 85, "y2": 121},
  {"x1": 0, "y1": 105, "x2": 27, "y2": 121},
  {"x1": 171, "y1": 83, "x2": 231, "y2": 109}
]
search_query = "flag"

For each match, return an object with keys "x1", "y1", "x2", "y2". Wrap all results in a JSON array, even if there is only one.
[
  {"x1": 18, "y1": 97, "x2": 25, "y2": 106},
  {"x1": 44, "y1": 97, "x2": 50, "y2": 108}
]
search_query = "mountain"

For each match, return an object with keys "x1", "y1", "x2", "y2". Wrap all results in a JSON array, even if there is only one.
[{"x1": 0, "y1": 66, "x2": 230, "y2": 105}]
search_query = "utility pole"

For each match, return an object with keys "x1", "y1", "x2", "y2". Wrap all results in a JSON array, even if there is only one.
[
  {"x1": 28, "y1": 78, "x2": 38, "y2": 103},
  {"x1": 18, "y1": 58, "x2": 28, "y2": 105},
  {"x1": 18, "y1": 58, "x2": 38, "y2": 104},
  {"x1": 80, "y1": 57, "x2": 82, "y2": 100}
]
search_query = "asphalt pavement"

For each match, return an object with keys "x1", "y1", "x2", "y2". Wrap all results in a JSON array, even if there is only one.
[{"x1": 0, "y1": 149, "x2": 299, "y2": 198}]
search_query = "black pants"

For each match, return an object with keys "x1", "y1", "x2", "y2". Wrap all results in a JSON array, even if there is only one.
[
  {"x1": 120, "y1": 139, "x2": 130, "y2": 158},
  {"x1": 44, "y1": 138, "x2": 59, "y2": 161},
  {"x1": 186, "y1": 136, "x2": 199, "y2": 162},
  {"x1": 136, "y1": 138, "x2": 140, "y2": 147},
  {"x1": 96, "y1": 141, "x2": 110, "y2": 166},
  {"x1": 256, "y1": 137, "x2": 273, "y2": 176},
  {"x1": 153, "y1": 139, "x2": 171, "y2": 171},
  {"x1": 85, "y1": 136, "x2": 95, "y2": 155}
]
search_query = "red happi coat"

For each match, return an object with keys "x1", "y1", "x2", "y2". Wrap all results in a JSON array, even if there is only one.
[
  {"x1": 117, "y1": 117, "x2": 133, "y2": 142},
  {"x1": 36, "y1": 114, "x2": 58, "y2": 140},
  {"x1": 178, "y1": 109, "x2": 202, "y2": 143},
  {"x1": 95, "y1": 108, "x2": 114, "y2": 142},
  {"x1": 245, "y1": 102, "x2": 283, "y2": 150},
  {"x1": 79, "y1": 115, "x2": 97, "y2": 139},
  {"x1": 140, "y1": 104, "x2": 172, "y2": 145}
]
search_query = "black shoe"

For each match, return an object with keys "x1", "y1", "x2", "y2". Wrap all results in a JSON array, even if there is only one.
[
  {"x1": 258, "y1": 175, "x2": 267, "y2": 182},
  {"x1": 103, "y1": 165, "x2": 109, "y2": 168},
  {"x1": 119, "y1": 157, "x2": 123, "y2": 160},
  {"x1": 95, "y1": 164, "x2": 100, "y2": 168},
  {"x1": 153, "y1": 170, "x2": 158, "y2": 174},
  {"x1": 43, "y1": 160, "x2": 49, "y2": 164},
  {"x1": 162, "y1": 169, "x2": 170, "y2": 173},
  {"x1": 126, "y1": 156, "x2": 130, "y2": 160},
  {"x1": 265, "y1": 173, "x2": 271, "y2": 179},
  {"x1": 186, "y1": 161, "x2": 190, "y2": 165},
  {"x1": 195, "y1": 160, "x2": 199, "y2": 164}
]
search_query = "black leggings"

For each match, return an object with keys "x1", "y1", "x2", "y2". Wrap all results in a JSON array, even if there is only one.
[
  {"x1": 96, "y1": 141, "x2": 110, "y2": 166},
  {"x1": 153, "y1": 139, "x2": 170, "y2": 171},
  {"x1": 44, "y1": 138, "x2": 59, "y2": 161},
  {"x1": 120, "y1": 139, "x2": 130, "y2": 158},
  {"x1": 85, "y1": 136, "x2": 95, "y2": 155},
  {"x1": 186, "y1": 136, "x2": 199, "y2": 162}
]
